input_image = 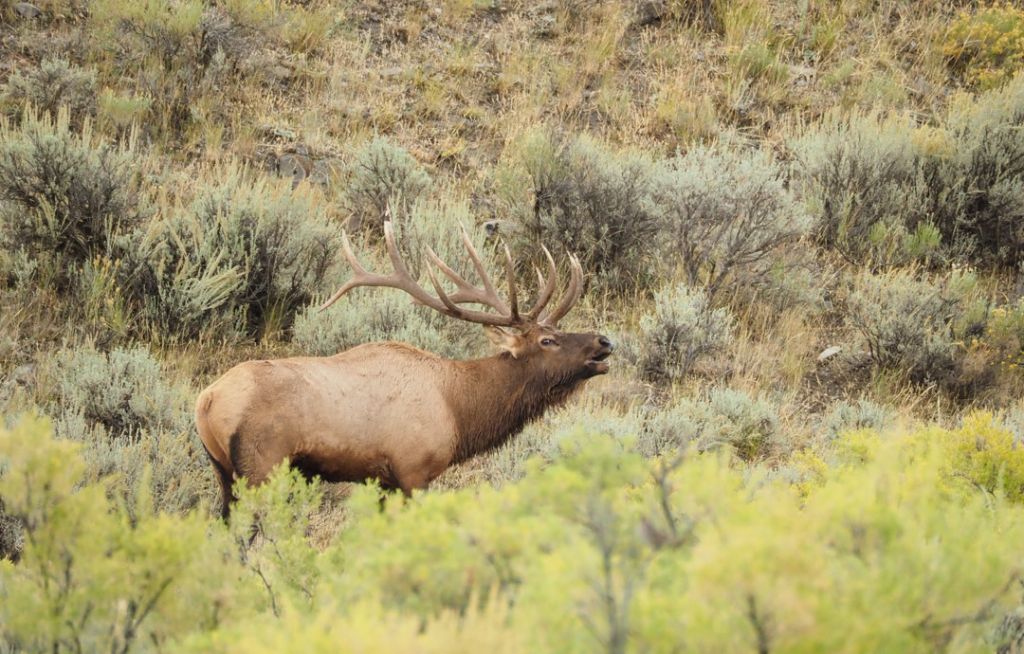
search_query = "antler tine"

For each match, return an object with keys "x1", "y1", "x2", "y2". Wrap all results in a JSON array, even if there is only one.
[
  {"x1": 424, "y1": 246, "x2": 510, "y2": 314},
  {"x1": 319, "y1": 231, "x2": 388, "y2": 311},
  {"x1": 503, "y1": 243, "x2": 519, "y2": 321},
  {"x1": 424, "y1": 265, "x2": 462, "y2": 313},
  {"x1": 459, "y1": 222, "x2": 502, "y2": 301},
  {"x1": 321, "y1": 220, "x2": 522, "y2": 327},
  {"x1": 386, "y1": 220, "x2": 523, "y2": 325},
  {"x1": 524, "y1": 245, "x2": 559, "y2": 320},
  {"x1": 539, "y1": 252, "x2": 584, "y2": 326},
  {"x1": 380, "y1": 220, "x2": 451, "y2": 312},
  {"x1": 422, "y1": 224, "x2": 521, "y2": 321}
]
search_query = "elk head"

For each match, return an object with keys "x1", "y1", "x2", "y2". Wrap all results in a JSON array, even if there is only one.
[{"x1": 320, "y1": 221, "x2": 613, "y2": 386}]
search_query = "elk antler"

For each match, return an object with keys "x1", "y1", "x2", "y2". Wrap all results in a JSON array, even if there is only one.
[
  {"x1": 320, "y1": 221, "x2": 584, "y2": 328},
  {"x1": 539, "y1": 253, "x2": 583, "y2": 326}
]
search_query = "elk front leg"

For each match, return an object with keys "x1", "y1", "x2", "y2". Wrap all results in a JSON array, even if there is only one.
[
  {"x1": 392, "y1": 456, "x2": 445, "y2": 498},
  {"x1": 397, "y1": 471, "x2": 432, "y2": 498}
]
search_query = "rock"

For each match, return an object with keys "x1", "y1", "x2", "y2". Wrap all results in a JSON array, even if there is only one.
[
  {"x1": 277, "y1": 153, "x2": 312, "y2": 189},
  {"x1": 817, "y1": 346, "x2": 842, "y2": 363},
  {"x1": 633, "y1": 0, "x2": 666, "y2": 27},
  {"x1": 14, "y1": 2, "x2": 42, "y2": 19}
]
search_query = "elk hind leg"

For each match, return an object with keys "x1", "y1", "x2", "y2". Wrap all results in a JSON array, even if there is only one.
[
  {"x1": 214, "y1": 462, "x2": 236, "y2": 520},
  {"x1": 202, "y1": 443, "x2": 237, "y2": 520}
]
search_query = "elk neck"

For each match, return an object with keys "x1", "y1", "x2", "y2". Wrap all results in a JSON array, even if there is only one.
[{"x1": 445, "y1": 352, "x2": 585, "y2": 463}]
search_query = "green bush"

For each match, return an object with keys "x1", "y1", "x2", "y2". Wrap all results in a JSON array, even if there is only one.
[
  {"x1": 648, "y1": 143, "x2": 808, "y2": 296},
  {"x1": 792, "y1": 111, "x2": 939, "y2": 266},
  {"x1": 0, "y1": 111, "x2": 140, "y2": 281},
  {"x1": 636, "y1": 283, "x2": 734, "y2": 383},
  {"x1": 342, "y1": 137, "x2": 431, "y2": 237},
  {"x1": 54, "y1": 408, "x2": 212, "y2": 514},
  {"x1": 464, "y1": 402, "x2": 642, "y2": 486},
  {"x1": 90, "y1": 0, "x2": 207, "y2": 134},
  {"x1": 795, "y1": 79, "x2": 1024, "y2": 269},
  {"x1": 44, "y1": 344, "x2": 210, "y2": 513},
  {"x1": 637, "y1": 401, "x2": 695, "y2": 457},
  {"x1": 390, "y1": 197, "x2": 490, "y2": 280},
  {"x1": 129, "y1": 167, "x2": 339, "y2": 340},
  {"x1": 743, "y1": 258, "x2": 827, "y2": 312},
  {"x1": 293, "y1": 291, "x2": 469, "y2": 359},
  {"x1": 4, "y1": 413, "x2": 1024, "y2": 651},
  {"x1": 929, "y1": 75, "x2": 1024, "y2": 267},
  {"x1": 0, "y1": 59, "x2": 97, "y2": 125},
  {"x1": 845, "y1": 268, "x2": 981, "y2": 384},
  {"x1": 0, "y1": 415, "x2": 258, "y2": 650},
  {"x1": 228, "y1": 464, "x2": 323, "y2": 610},
  {"x1": 505, "y1": 130, "x2": 658, "y2": 291},
  {"x1": 647, "y1": 388, "x2": 784, "y2": 462},
  {"x1": 819, "y1": 398, "x2": 890, "y2": 443},
  {"x1": 50, "y1": 344, "x2": 187, "y2": 436}
]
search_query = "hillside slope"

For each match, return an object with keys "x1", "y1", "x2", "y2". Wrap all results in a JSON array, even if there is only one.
[{"x1": 3, "y1": 1, "x2": 1024, "y2": 651}]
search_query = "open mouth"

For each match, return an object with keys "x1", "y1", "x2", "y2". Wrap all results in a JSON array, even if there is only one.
[{"x1": 587, "y1": 350, "x2": 613, "y2": 373}]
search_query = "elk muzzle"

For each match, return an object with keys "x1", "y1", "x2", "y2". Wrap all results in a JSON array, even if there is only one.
[{"x1": 586, "y1": 335, "x2": 614, "y2": 374}]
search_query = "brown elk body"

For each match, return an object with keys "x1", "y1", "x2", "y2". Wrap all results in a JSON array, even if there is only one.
[{"x1": 196, "y1": 222, "x2": 612, "y2": 517}]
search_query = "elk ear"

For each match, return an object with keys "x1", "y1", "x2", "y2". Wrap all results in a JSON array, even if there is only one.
[{"x1": 485, "y1": 326, "x2": 528, "y2": 358}]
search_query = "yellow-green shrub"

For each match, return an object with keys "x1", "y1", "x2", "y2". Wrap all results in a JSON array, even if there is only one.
[
  {"x1": 940, "y1": 412, "x2": 1024, "y2": 503},
  {"x1": 944, "y1": 4, "x2": 1024, "y2": 90},
  {"x1": 3, "y1": 413, "x2": 1024, "y2": 652},
  {"x1": 0, "y1": 415, "x2": 262, "y2": 652}
]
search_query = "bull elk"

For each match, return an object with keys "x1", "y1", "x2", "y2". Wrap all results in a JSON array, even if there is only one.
[{"x1": 195, "y1": 221, "x2": 613, "y2": 517}]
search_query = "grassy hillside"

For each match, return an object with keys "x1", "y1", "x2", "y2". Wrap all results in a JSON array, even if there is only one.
[{"x1": 3, "y1": 0, "x2": 1024, "y2": 651}]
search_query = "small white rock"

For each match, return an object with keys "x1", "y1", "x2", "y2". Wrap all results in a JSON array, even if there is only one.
[
  {"x1": 817, "y1": 345, "x2": 842, "y2": 363},
  {"x1": 14, "y1": 2, "x2": 43, "y2": 18}
]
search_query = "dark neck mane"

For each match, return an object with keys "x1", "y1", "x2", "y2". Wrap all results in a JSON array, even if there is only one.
[{"x1": 446, "y1": 353, "x2": 586, "y2": 463}]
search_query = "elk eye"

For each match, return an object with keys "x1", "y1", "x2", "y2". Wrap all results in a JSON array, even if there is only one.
[{"x1": 541, "y1": 338, "x2": 557, "y2": 347}]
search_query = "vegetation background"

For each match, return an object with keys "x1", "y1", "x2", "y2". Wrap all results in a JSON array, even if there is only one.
[{"x1": 3, "y1": 0, "x2": 1024, "y2": 651}]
